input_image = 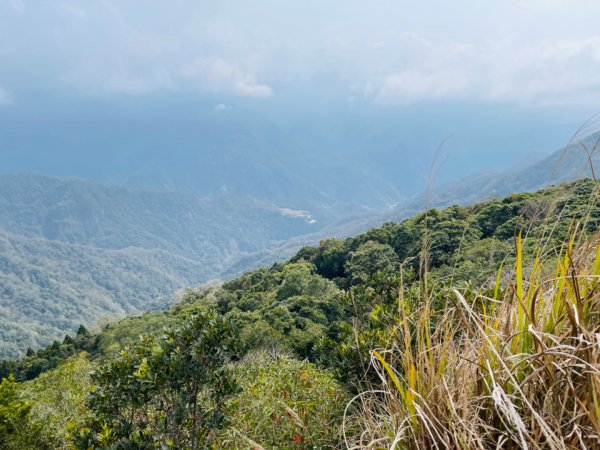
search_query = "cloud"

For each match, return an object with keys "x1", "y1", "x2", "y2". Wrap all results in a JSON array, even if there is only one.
[
  {"x1": 2, "y1": 1, "x2": 600, "y2": 108},
  {"x1": 376, "y1": 70, "x2": 470, "y2": 105},
  {"x1": 181, "y1": 58, "x2": 272, "y2": 98},
  {"x1": 214, "y1": 103, "x2": 229, "y2": 111},
  {"x1": 488, "y1": 37, "x2": 600, "y2": 106},
  {"x1": 0, "y1": 86, "x2": 13, "y2": 105},
  {"x1": 64, "y1": 56, "x2": 271, "y2": 98},
  {"x1": 371, "y1": 35, "x2": 600, "y2": 106},
  {"x1": 103, "y1": 76, "x2": 167, "y2": 96}
]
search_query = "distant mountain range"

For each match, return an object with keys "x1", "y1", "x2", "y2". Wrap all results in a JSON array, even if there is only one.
[
  {"x1": 0, "y1": 100, "x2": 410, "y2": 219},
  {"x1": 0, "y1": 173, "x2": 319, "y2": 262},
  {"x1": 4, "y1": 98, "x2": 575, "y2": 220},
  {"x1": 1, "y1": 130, "x2": 599, "y2": 358},
  {"x1": 254, "y1": 130, "x2": 600, "y2": 260},
  {"x1": 407, "y1": 130, "x2": 600, "y2": 213},
  {"x1": 0, "y1": 173, "x2": 321, "y2": 358}
]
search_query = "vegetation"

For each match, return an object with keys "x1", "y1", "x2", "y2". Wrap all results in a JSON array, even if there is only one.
[
  {"x1": 220, "y1": 351, "x2": 347, "y2": 449},
  {"x1": 0, "y1": 375, "x2": 32, "y2": 449},
  {"x1": 351, "y1": 236, "x2": 600, "y2": 448},
  {"x1": 0, "y1": 325, "x2": 95, "y2": 381},
  {"x1": 19, "y1": 353, "x2": 93, "y2": 449},
  {"x1": 1, "y1": 178, "x2": 600, "y2": 448},
  {"x1": 0, "y1": 173, "x2": 320, "y2": 359},
  {"x1": 75, "y1": 312, "x2": 240, "y2": 449}
]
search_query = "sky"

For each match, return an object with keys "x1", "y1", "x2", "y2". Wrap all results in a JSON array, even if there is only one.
[{"x1": 1, "y1": 0, "x2": 599, "y2": 187}]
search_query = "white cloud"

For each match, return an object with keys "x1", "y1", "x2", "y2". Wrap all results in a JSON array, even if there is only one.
[
  {"x1": 64, "y1": 56, "x2": 271, "y2": 98},
  {"x1": 372, "y1": 35, "x2": 600, "y2": 106},
  {"x1": 181, "y1": 58, "x2": 272, "y2": 98},
  {"x1": 214, "y1": 103, "x2": 229, "y2": 111},
  {"x1": 376, "y1": 69, "x2": 470, "y2": 105},
  {"x1": 0, "y1": 86, "x2": 13, "y2": 105},
  {"x1": 482, "y1": 37, "x2": 600, "y2": 106},
  {"x1": 3, "y1": 1, "x2": 600, "y2": 108},
  {"x1": 103, "y1": 77, "x2": 164, "y2": 96}
]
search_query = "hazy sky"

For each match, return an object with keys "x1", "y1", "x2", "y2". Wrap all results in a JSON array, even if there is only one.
[
  {"x1": 1, "y1": 0, "x2": 599, "y2": 182},
  {"x1": 1, "y1": 0, "x2": 599, "y2": 106}
]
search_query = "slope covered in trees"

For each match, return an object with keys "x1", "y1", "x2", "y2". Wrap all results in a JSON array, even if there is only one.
[
  {"x1": 3, "y1": 131, "x2": 599, "y2": 360},
  {"x1": 0, "y1": 173, "x2": 322, "y2": 358},
  {"x1": 2, "y1": 178, "x2": 599, "y2": 448},
  {"x1": 0, "y1": 228, "x2": 207, "y2": 359},
  {"x1": 0, "y1": 173, "x2": 318, "y2": 261}
]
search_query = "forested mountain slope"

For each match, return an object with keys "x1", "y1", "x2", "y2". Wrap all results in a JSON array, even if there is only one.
[
  {"x1": 3, "y1": 131, "x2": 597, "y2": 360},
  {"x1": 2, "y1": 178, "x2": 599, "y2": 449},
  {"x1": 0, "y1": 173, "x2": 317, "y2": 260},
  {"x1": 0, "y1": 173, "x2": 320, "y2": 358},
  {"x1": 0, "y1": 228, "x2": 209, "y2": 359}
]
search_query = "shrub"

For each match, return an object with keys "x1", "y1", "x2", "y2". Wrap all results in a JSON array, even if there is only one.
[
  {"x1": 20, "y1": 353, "x2": 93, "y2": 449},
  {"x1": 221, "y1": 352, "x2": 348, "y2": 449},
  {"x1": 74, "y1": 312, "x2": 240, "y2": 449}
]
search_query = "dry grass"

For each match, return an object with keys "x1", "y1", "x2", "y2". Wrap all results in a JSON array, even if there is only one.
[
  {"x1": 346, "y1": 212, "x2": 600, "y2": 448},
  {"x1": 343, "y1": 126, "x2": 600, "y2": 449}
]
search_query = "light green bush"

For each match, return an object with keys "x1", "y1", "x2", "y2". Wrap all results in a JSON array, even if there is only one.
[{"x1": 221, "y1": 352, "x2": 348, "y2": 449}]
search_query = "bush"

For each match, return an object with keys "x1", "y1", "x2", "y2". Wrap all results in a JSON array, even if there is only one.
[
  {"x1": 221, "y1": 352, "x2": 348, "y2": 449},
  {"x1": 19, "y1": 353, "x2": 93, "y2": 449},
  {"x1": 75, "y1": 312, "x2": 240, "y2": 449},
  {"x1": 0, "y1": 375, "x2": 33, "y2": 449}
]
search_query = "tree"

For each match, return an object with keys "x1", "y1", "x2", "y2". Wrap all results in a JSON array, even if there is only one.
[
  {"x1": 0, "y1": 375, "x2": 33, "y2": 449},
  {"x1": 314, "y1": 238, "x2": 347, "y2": 280},
  {"x1": 75, "y1": 312, "x2": 240, "y2": 449},
  {"x1": 345, "y1": 241, "x2": 399, "y2": 284}
]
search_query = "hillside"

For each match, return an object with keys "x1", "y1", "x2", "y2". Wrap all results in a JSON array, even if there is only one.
[
  {"x1": 0, "y1": 228, "x2": 210, "y2": 359},
  {"x1": 2, "y1": 133, "x2": 598, "y2": 360},
  {"x1": 0, "y1": 173, "x2": 322, "y2": 358},
  {"x1": 2, "y1": 178, "x2": 599, "y2": 449},
  {"x1": 0, "y1": 173, "x2": 319, "y2": 261},
  {"x1": 413, "y1": 130, "x2": 600, "y2": 212},
  {"x1": 14, "y1": 178, "x2": 594, "y2": 368}
]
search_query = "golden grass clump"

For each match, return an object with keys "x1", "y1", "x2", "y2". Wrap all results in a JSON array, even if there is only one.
[{"x1": 347, "y1": 225, "x2": 600, "y2": 449}]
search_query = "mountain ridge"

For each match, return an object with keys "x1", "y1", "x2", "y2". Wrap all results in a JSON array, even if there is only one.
[{"x1": 0, "y1": 173, "x2": 328, "y2": 358}]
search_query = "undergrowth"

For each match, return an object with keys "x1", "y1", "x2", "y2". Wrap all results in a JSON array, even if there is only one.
[{"x1": 349, "y1": 184, "x2": 600, "y2": 449}]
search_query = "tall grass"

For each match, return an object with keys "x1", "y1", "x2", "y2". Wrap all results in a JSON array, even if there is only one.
[{"x1": 346, "y1": 191, "x2": 600, "y2": 448}]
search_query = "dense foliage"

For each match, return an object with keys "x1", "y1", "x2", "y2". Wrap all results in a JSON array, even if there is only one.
[
  {"x1": 220, "y1": 352, "x2": 347, "y2": 449},
  {"x1": 0, "y1": 375, "x2": 32, "y2": 449},
  {"x1": 0, "y1": 173, "x2": 319, "y2": 359},
  {"x1": 0, "y1": 325, "x2": 95, "y2": 382},
  {"x1": 1, "y1": 178, "x2": 599, "y2": 448},
  {"x1": 75, "y1": 312, "x2": 240, "y2": 449}
]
